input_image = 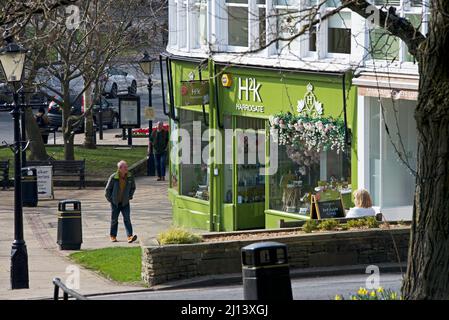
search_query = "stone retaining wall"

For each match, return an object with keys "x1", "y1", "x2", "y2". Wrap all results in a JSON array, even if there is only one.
[{"x1": 141, "y1": 227, "x2": 410, "y2": 286}]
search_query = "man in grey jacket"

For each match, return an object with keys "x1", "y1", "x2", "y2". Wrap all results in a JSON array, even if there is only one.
[{"x1": 105, "y1": 160, "x2": 137, "y2": 243}]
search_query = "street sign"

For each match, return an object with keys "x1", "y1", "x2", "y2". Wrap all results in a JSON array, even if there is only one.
[
  {"x1": 144, "y1": 106, "x2": 155, "y2": 120},
  {"x1": 180, "y1": 80, "x2": 209, "y2": 106},
  {"x1": 118, "y1": 94, "x2": 141, "y2": 128}
]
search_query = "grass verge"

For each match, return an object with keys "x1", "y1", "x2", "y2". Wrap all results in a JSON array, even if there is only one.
[
  {"x1": 0, "y1": 145, "x2": 146, "y2": 179},
  {"x1": 69, "y1": 247, "x2": 142, "y2": 284}
]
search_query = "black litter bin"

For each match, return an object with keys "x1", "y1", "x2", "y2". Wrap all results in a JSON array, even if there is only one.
[
  {"x1": 21, "y1": 167, "x2": 38, "y2": 207},
  {"x1": 57, "y1": 200, "x2": 82, "y2": 250},
  {"x1": 241, "y1": 241, "x2": 293, "y2": 300}
]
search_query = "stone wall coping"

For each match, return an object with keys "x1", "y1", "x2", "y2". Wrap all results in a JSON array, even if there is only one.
[{"x1": 141, "y1": 226, "x2": 411, "y2": 249}]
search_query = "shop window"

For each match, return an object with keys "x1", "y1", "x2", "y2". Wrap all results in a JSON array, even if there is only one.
[
  {"x1": 226, "y1": 0, "x2": 249, "y2": 47},
  {"x1": 224, "y1": 116, "x2": 233, "y2": 203},
  {"x1": 170, "y1": 118, "x2": 179, "y2": 191},
  {"x1": 179, "y1": 110, "x2": 210, "y2": 200},
  {"x1": 236, "y1": 117, "x2": 266, "y2": 204},
  {"x1": 308, "y1": 26, "x2": 317, "y2": 52},
  {"x1": 269, "y1": 144, "x2": 351, "y2": 215},
  {"x1": 327, "y1": 12, "x2": 351, "y2": 54}
]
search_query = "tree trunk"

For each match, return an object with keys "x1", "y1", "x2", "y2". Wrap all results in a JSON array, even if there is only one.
[
  {"x1": 402, "y1": 3, "x2": 449, "y2": 299},
  {"x1": 83, "y1": 84, "x2": 96, "y2": 149},
  {"x1": 24, "y1": 106, "x2": 49, "y2": 161},
  {"x1": 62, "y1": 88, "x2": 76, "y2": 161}
]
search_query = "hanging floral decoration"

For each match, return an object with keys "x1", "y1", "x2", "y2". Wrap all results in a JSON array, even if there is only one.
[{"x1": 269, "y1": 113, "x2": 347, "y2": 173}]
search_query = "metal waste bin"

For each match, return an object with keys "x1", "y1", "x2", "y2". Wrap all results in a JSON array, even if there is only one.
[
  {"x1": 57, "y1": 200, "x2": 82, "y2": 250},
  {"x1": 241, "y1": 241, "x2": 293, "y2": 300},
  {"x1": 21, "y1": 167, "x2": 38, "y2": 207}
]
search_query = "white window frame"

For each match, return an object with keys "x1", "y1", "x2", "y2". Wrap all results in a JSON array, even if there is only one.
[
  {"x1": 168, "y1": 0, "x2": 178, "y2": 47},
  {"x1": 176, "y1": 0, "x2": 188, "y2": 49},
  {"x1": 189, "y1": 0, "x2": 209, "y2": 51},
  {"x1": 223, "y1": 0, "x2": 250, "y2": 52},
  {"x1": 324, "y1": 1, "x2": 352, "y2": 59}
]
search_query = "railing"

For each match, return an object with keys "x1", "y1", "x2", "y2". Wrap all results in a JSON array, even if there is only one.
[{"x1": 53, "y1": 277, "x2": 88, "y2": 301}]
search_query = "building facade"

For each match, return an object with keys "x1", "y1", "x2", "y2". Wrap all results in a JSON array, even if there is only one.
[{"x1": 163, "y1": 0, "x2": 427, "y2": 231}]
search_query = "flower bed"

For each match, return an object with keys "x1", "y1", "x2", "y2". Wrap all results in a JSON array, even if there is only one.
[{"x1": 141, "y1": 225, "x2": 410, "y2": 286}]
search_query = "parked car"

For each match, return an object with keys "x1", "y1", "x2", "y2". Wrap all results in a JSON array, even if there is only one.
[
  {"x1": 101, "y1": 67, "x2": 137, "y2": 98},
  {"x1": 47, "y1": 95, "x2": 118, "y2": 132}
]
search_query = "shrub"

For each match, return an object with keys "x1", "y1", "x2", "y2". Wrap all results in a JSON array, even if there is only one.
[
  {"x1": 157, "y1": 228, "x2": 202, "y2": 245},
  {"x1": 346, "y1": 219, "x2": 366, "y2": 229},
  {"x1": 302, "y1": 220, "x2": 319, "y2": 233},
  {"x1": 318, "y1": 219, "x2": 339, "y2": 231},
  {"x1": 364, "y1": 216, "x2": 379, "y2": 228}
]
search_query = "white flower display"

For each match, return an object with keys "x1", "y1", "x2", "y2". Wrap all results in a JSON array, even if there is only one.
[{"x1": 270, "y1": 113, "x2": 347, "y2": 176}]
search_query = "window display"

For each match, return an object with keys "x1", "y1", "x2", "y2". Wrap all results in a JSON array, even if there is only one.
[
  {"x1": 179, "y1": 110, "x2": 210, "y2": 200},
  {"x1": 236, "y1": 117, "x2": 266, "y2": 204}
]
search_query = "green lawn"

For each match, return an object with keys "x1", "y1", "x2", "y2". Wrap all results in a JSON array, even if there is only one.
[
  {"x1": 70, "y1": 247, "x2": 142, "y2": 284},
  {"x1": 0, "y1": 145, "x2": 146, "y2": 178}
]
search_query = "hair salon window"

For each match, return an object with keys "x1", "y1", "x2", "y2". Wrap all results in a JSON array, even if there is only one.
[
  {"x1": 236, "y1": 117, "x2": 266, "y2": 204},
  {"x1": 224, "y1": 116, "x2": 233, "y2": 203},
  {"x1": 179, "y1": 110, "x2": 210, "y2": 200},
  {"x1": 269, "y1": 144, "x2": 351, "y2": 215}
]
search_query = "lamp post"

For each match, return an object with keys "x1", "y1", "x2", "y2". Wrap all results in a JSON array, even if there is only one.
[
  {"x1": 0, "y1": 37, "x2": 29, "y2": 289},
  {"x1": 138, "y1": 51, "x2": 156, "y2": 176}
]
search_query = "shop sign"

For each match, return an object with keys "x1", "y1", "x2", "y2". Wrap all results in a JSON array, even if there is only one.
[
  {"x1": 297, "y1": 83, "x2": 323, "y2": 117},
  {"x1": 180, "y1": 80, "x2": 209, "y2": 106},
  {"x1": 235, "y1": 77, "x2": 264, "y2": 113}
]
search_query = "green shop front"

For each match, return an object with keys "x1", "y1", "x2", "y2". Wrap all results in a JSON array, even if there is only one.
[{"x1": 164, "y1": 55, "x2": 357, "y2": 232}]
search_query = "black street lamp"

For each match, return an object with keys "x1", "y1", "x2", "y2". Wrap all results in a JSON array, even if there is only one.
[
  {"x1": 0, "y1": 36, "x2": 29, "y2": 289},
  {"x1": 138, "y1": 51, "x2": 156, "y2": 176}
]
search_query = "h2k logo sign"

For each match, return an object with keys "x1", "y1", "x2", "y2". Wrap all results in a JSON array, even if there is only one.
[{"x1": 238, "y1": 77, "x2": 262, "y2": 102}]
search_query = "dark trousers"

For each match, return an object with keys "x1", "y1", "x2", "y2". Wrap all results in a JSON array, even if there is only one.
[
  {"x1": 110, "y1": 203, "x2": 133, "y2": 237},
  {"x1": 155, "y1": 152, "x2": 167, "y2": 178},
  {"x1": 42, "y1": 134, "x2": 49, "y2": 144}
]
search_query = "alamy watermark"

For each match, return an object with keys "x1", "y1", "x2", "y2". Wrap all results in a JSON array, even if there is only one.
[{"x1": 170, "y1": 122, "x2": 279, "y2": 175}]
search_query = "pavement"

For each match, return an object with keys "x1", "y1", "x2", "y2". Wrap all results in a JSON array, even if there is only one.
[{"x1": 0, "y1": 176, "x2": 172, "y2": 300}]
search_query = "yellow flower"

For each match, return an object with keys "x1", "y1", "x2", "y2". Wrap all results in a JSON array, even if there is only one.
[
  {"x1": 390, "y1": 292, "x2": 398, "y2": 300},
  {"x1": 335, "y1": 294, "x2": 343, "y2": 300},
  {"x1": 377, "y1": 287, "x2": 384, "y2": 293},
  {"x1": 351, "y1": 295, "x2": 358, "y2": 300},
  {"x1": 357, "y1": 287, "x2": 368, "y2": 295},
  {"x1": 370, "y1": 291, "x2": 377, "y2": 297}
]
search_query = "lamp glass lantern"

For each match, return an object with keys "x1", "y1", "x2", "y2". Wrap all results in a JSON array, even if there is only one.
[
  {"x1": 138, "y1": 52, "x2": 155, "y2": 76},
  {"x1": 0, "y1": 39, "x2": 27, "y2": 84}
]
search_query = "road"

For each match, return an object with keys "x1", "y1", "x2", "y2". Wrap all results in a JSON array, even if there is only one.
[
  {"x1": 0, "y1": 62, "x2": 169, "y2": 145},
  {"x1": 92, "y1": 273, "x2": 403, "y2": 300}
]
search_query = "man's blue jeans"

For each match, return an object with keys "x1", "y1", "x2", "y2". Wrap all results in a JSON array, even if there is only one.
[
  {"x1": 155, "y1": 152, "x2": 167, "y2": 178},
  {"x1": 110, "y1": 203, "x2": 133, "y2": 237}
]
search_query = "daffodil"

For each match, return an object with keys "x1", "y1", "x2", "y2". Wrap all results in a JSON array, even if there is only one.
[
  {"x1": 377, "y1": 287, "x2": 384, "y2": 293},
  {"x1": 370, "y1": 290, "x2": 377, "y2": 298},
  {"x1": 390, "y1": 292, "x2": 398, "y2": 300},
  {"x1": 357, "y1": 287, "x2": 368, "y2": 295},
  {"x1": 335, "y1": 294, "x2": 342, "y2": 300}
]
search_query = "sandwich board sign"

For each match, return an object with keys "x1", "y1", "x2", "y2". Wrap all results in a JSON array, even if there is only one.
[{"x1": 36, "y1": 166, "x2": 53, "y2": 199}]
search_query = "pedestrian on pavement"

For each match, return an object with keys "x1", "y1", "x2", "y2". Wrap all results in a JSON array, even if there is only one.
[
  {"x1": 346, "y1": 188, "x2": 376, "y2": 218},
  {"x1": 149, "y1": 121, "x2": 169, "y2": 181},
  {"x1": 34, "y1": 106, "x2": 50, "y2": 144},
  {"x1": 105, "y1": 160, "x2": 138, "y2": 243}
]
